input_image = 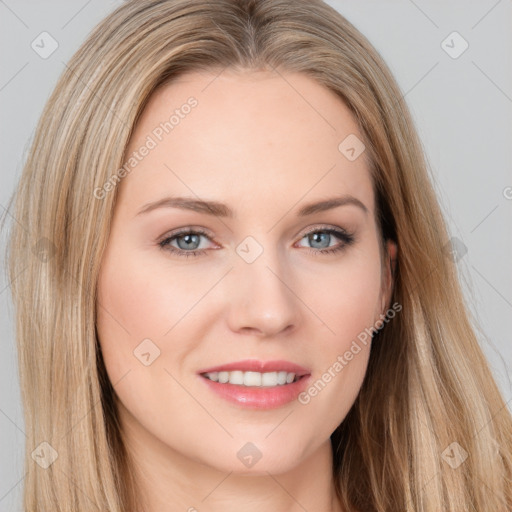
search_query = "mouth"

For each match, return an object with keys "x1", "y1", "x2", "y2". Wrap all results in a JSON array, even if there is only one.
[{"x1": 197, "y1": 360, "x2": 311, "y2": 409}]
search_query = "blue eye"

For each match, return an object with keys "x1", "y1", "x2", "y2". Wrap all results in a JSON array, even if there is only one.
[
  {"x1": 298, "y1": 228, "x2": 355, "y2": 256},
  {"x1": 158, "y1": 228, "x2": 212, "y2": 258},
  {"x1": 158, "y1": 226, "x2": 355, "y2": 258}
]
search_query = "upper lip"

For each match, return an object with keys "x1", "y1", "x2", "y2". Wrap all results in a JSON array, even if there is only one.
[{"x1": 198, "y1": 359, "x2": 311, "y2": 377}]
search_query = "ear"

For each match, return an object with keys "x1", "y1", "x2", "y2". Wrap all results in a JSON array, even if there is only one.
[{"x1": 381, "y1": 239, "x2": 397, "y2": 313}]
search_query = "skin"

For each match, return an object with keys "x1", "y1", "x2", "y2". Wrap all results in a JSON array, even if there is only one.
[{"x1": 96, "y1": 68, "x2": 397, "y2": 512}]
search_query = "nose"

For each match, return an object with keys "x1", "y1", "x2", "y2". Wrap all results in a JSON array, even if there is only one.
[{"x1": 225, "y1": 247, "x2": 301, "y2": 338}]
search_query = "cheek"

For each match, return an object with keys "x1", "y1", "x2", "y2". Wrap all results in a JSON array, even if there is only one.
[
  {"x1": 95, "y1": 246, "x2": 169, "y2": 382},
  {"x1": 95, "y1": 248, "x2": 205, "y2": 435},
  {"x1": 96, "y1": 246, "x2": 209, "y2": 341},
  {"x1": 296, "y1": 244, "x2": 382, "y2": 416},
  {"x1": 95, "y1": 242, "x2": 221, "y2": 389},
  {"x1": 313, "y1": 250, "x2": 383, "y2": 345}
]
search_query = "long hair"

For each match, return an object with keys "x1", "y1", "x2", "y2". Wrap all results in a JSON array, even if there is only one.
[{"x1": 6, "y1": 0, "x2": 511, "y2": 510}]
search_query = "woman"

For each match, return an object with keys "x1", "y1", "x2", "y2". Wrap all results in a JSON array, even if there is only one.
[{"x1": 6, "y1": 0, "x2": 511, "y2": 510}]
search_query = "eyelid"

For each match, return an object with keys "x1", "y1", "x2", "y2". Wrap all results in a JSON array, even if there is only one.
[
  {"x1": 298, "y1": 223, "x2": 351, "y2": 238},
  {"x1": 158, "y1": 224, "x2": 349, "y2": 244},
  {"x1": 157, "y1": 226, "x2": 215, "y2": 244}
]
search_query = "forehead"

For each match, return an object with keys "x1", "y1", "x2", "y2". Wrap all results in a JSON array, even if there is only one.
[{"x1": 118, "y1": 69, "x2": 374, "y2": 217}]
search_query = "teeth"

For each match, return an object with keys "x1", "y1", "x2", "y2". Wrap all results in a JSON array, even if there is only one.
[
  {"x1": 204, "y1": 370, "x2": 298, "y2": 387},
  {"x1": 244, "y1": 371, "x2": 261, "y2": 386}
]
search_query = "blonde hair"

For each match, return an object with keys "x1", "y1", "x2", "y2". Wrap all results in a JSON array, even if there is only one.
[{"x1": 6, "y1": 0, "x2": 511, "y2": 510}]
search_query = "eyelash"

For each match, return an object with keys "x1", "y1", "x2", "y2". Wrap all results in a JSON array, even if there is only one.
[{"x1": 158, "y1": 226, "x2": 355, "y2": 258}]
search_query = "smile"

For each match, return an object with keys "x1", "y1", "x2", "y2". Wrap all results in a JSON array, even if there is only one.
[{"x1": 197, "y1": 360, "x2": 312, "y2": 409}]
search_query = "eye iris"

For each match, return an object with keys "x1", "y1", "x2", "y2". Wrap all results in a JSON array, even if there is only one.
[
  {"x1": 309, "y1": 232, "x2": 330, "y2": 249},
  {"x1": 177, "y1": 233, "x2": 200, "y2": 250}
]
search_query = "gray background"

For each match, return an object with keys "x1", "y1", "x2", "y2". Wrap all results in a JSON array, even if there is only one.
[{"x1": 1, "y1": 1, "x2": 511, "y2": 510}]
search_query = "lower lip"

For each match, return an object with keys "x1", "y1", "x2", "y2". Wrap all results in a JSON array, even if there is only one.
[{"x1": 199, "y1": 374, "x2": 311, "y2": 410}]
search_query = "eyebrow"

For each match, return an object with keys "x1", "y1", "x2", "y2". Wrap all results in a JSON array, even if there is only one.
[{"x1": 136, "y1": 194, "x2": 368, "y2": 218}]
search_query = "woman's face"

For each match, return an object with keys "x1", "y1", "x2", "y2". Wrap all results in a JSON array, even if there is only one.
[{"x1": 96, "y1": 69, "x2": 395, "y2": 475}]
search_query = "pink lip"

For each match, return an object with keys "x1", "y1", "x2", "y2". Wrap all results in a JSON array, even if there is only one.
[
  {"x1": 198, "y1": 359, "x2": 310, "y2": 377},
  {"x1": 197, "y1": 359, "x2": 312, "y2": 410}
]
